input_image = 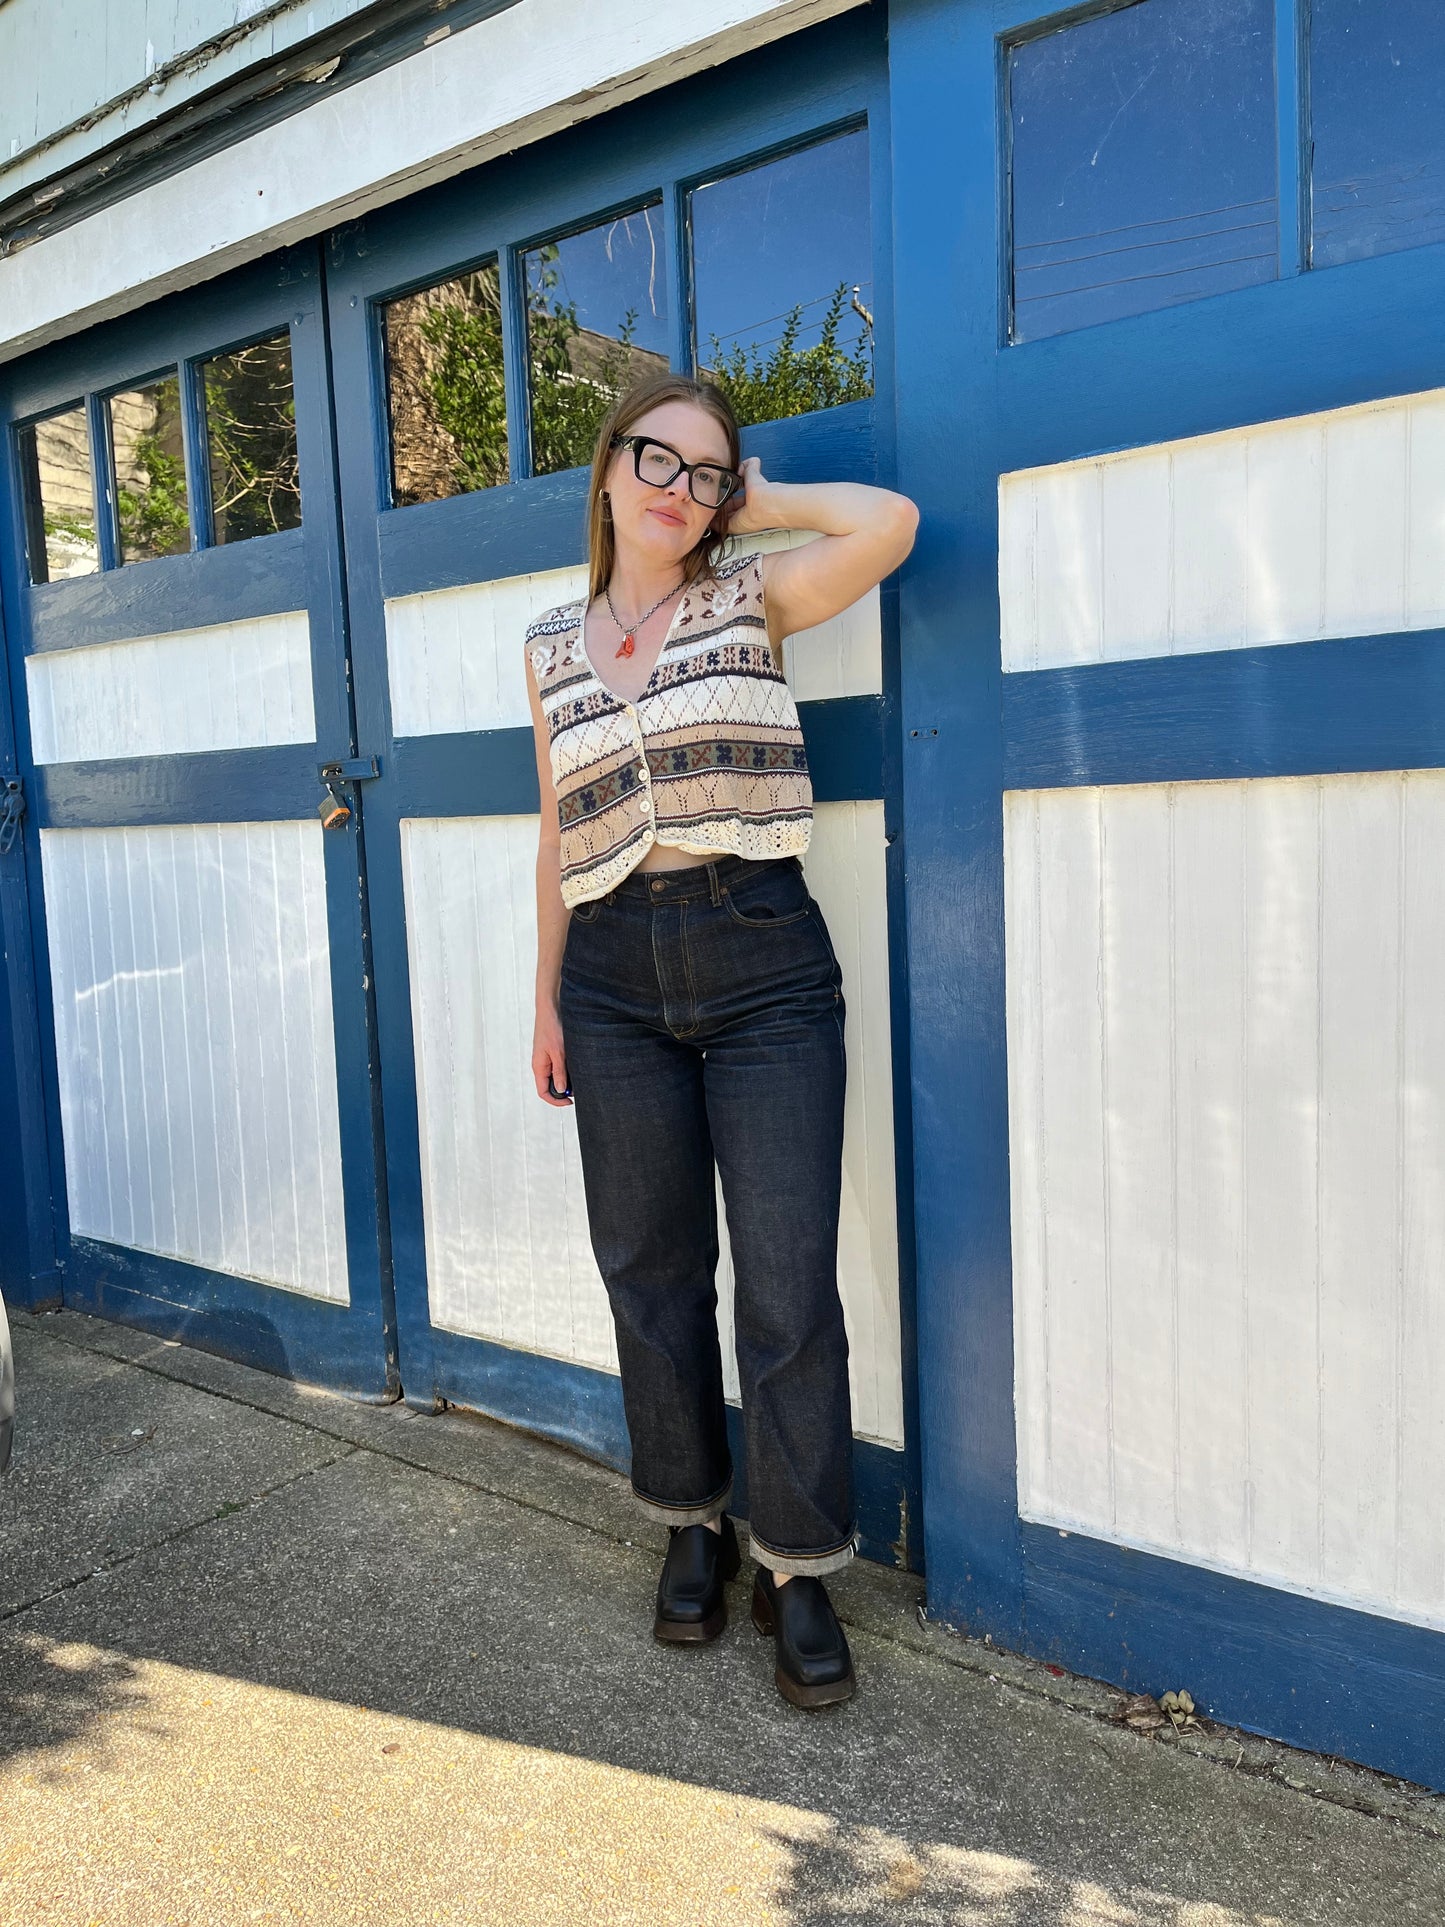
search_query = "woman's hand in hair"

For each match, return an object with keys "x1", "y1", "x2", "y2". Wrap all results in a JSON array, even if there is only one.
[{"x1": 721, "y1": 457, "x2": 780, "y2": 537}]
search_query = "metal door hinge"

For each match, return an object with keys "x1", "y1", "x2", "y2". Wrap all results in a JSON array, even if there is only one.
[{"x1": 0, "y1": 777, "x2": 26, "y2": 854}]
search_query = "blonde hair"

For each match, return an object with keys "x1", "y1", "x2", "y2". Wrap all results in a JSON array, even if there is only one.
[{"x1": 585, "y1": 373, "x2": 742, "y2": 603}]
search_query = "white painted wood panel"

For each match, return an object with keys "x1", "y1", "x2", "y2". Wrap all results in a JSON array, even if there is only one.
[
  {"x1": 386, "y1": 568, "x2": 587, "y2": 737},
  {"x1": 1000, "y1": 387, "x2": 1445, "y2": 670},
  {"x1": 401, "y1": 802, "x2": 904, "y2": 1446},
  {"x1": 39, "y1": 822, "x2": 348, "y2": 1301},
  {"x1": 401, "y1": 813, "x2": 614, "y2": 1369},
  {"x1": 25, "y1": 612, "x2": 314, "y2": 763},
  {"x1": 385, "y1": 537, "x2": 881, "y2": 737},
  {"x1": 1005, "y1": 771, "x2": 1445, "y2": 1630}
]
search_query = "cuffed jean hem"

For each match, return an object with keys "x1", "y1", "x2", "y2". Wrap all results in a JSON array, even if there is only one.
[
  {"x1": 631, "y1": 1476, "x2": 734, "y2": 1528},
  {"x1": 747, "y1": 1526, "x2": 859, "y2": 1578}
]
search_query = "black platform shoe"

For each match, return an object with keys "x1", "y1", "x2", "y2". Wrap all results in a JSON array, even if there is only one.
[
  {"x1": 653, "y1": 1515, "x2": 742, "y2": 1644},
  {"x1": 751, "y1": 1566, "x2": 856, "y2": 1708}
]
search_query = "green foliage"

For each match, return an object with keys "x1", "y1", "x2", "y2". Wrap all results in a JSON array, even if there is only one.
[
  {"x1": 706, "y1": 282, "x2": 873, "y2": 429},
  {"x1": 417, "y1": 289, "x2": 509, "y2": 492},
  {"x1": 116, "y1": 437, "x2": 189, "y2": 560},
  {"x1": 204, "y1": 340, "x2": 302, "y2": 543},
  {"x1": 41, "y1": 511, "x2": 98, "y2": 547},
  {"x1": 526, "y1": 247, "x2": 643, "y2": 477},
  {"x1": 404, "y1": 264, "x2": 873, "y2": 494}
]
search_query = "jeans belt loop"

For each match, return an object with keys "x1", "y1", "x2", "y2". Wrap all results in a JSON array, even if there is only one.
[{"x1": 707, "y1": 861, "x2": 722, "y2": 907}]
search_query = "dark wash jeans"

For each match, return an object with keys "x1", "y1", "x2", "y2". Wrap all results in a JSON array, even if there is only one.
[{"x1": 559, "y1": 852, "x2": 857, "y2": 1577}]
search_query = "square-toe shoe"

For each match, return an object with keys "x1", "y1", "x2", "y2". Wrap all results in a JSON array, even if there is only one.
[
  {"x1": 750, "y1": 1566, "x2": 856, "y2": 1707},
  {"x1": 653, "y1": 1514, "x2": 742, "y2": 1644}
]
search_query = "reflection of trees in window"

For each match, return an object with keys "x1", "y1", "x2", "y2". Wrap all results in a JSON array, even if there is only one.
[
  {"x1": 526, "y1": 240, "x2": 667, "y2": 478},
  {"x1": 17, "y1": 404, "x2": 99, "y2": 583},
  {"x1": 385, "y1": 266, "x2": 508, "y2": 506},
  {"x1": 702, "y1": 282, "x2": 873, "y2": 429},
  {"x1": 203, "y1": 336, "x2": 302, "y2": 544},
  {"x1": 111, "y1": 376, "x2": 190, "y2": 564},
  {"x1": 691, "y1": 129, "x2": 874, "y2": 428}
]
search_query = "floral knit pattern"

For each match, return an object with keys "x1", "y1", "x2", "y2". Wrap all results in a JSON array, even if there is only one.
[{"x1": 527, "y1": 551, "x2": 813, "y2": 907}]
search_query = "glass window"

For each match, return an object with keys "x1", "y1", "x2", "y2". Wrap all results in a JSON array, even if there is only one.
[
  {"x1": 1009, "y1": 0, "x2": 1277, "y2": 342},
  {"x1": 383, "y1": 262, "x2": 508, "y2": 507},
  {"x1": 525, "y1": 204, "x2": 668, "y2": 477},
  {"x1": 692, "y1": 129, "x2": 873, "y2": 428},
  {"x1": 16, "y1": 403, "x2": 99, "y2": 585},
  {"x1": 201, "y1": 333, "x2": 301, "y2": 543},
  {"x1": 108, "y1": 374, "x2": 190, "y2": 564},
  {"x1": 1310, "y1": 0, "x2": 1445, "y2": 268}
]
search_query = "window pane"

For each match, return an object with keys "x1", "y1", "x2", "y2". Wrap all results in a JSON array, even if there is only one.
[
  {"x1": 1009, "y1": 0, "x2": 1277, "y2": 342},
  {"x1": 525, "y1": 205, "x2": 667, "y2": 477},
  {"x1": 383, "y1": 262, "x2": 508, "y2": 507},
  {"x1": 1311, "y1": 0, "x2": 1445, "y2": 268},
  {"x1": 109, "y1": 374, "x2": 190, "y2": 564},
  {"x1": 692, "y1": 130, "x2": 873, "y2": 428},
  {"x1": 202, "y1": 333, "x2": 301, "y2": 543},
  {"x1": 16, "y1": 404, "x2": 98, "y2": 584}
]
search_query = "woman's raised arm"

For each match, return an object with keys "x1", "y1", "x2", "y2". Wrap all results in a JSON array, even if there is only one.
[{"x1": 726, "y1": 458, "x2": 918, "y2": 646}]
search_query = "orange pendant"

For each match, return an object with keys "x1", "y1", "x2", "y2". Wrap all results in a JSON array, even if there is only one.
[{"x1": 615, "y1": 634, "x2": 636, "y2": 659}]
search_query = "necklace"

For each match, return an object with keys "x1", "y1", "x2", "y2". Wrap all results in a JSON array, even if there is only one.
[{"x1": 605, "y1": 580, "x2": 683, "y2": 659}]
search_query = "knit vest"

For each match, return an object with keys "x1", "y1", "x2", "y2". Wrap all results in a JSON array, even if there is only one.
[{"x1": 526, "y1": 550, "x2": 813, "y2": 907}]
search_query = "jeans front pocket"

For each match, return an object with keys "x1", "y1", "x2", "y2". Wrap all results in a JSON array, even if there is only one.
[{"x1": 721, "y1": 857, "x2": 812, "y2": 928}]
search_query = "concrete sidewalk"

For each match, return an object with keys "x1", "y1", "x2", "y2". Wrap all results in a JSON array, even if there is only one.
[{"x1": 1, "y1": 1308, "x2": 1440, "y2": 1927}]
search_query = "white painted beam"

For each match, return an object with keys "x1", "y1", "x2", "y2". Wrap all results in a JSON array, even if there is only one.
[{"x1": 0, "y1": 0, "x2": 865, "y2": 365}]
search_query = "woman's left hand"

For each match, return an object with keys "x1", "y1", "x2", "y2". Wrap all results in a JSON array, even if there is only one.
[{"x1": 722, "y1": 457, "x2": 778, "y2": 536}]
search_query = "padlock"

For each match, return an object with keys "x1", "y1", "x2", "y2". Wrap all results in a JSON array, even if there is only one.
[{"x1": 318, "y1": 778, "x2": 351, "y2": 828}]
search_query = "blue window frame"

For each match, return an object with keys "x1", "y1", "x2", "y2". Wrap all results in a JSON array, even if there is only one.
[
  {"x1": 371, "y1": 108, "x2": 879, "y2": 506},
  {"x1": 1007, "y1": 0, "x2": 1279, "y2": 342},
  {"x1": 524, "y1": 201, "x2": 668, "y2": 476},
  {"x1": 381, "y1": 260, "x2": 508, "y2": 507},
  {"x1": 690, "y1": 125, "x2": 874, "y2": 428},
  {"x1": 14, "y1": 400, "x2": 98, "y2": 585},
  {"x1": 12, "y1": 327, "x2": 303, "y2": 582},
  {"x1": 1310, "y1": 0, "x2": 1445, "y2": 268}
]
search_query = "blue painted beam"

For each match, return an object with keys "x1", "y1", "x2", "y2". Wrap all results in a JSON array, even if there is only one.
[
  {"x1": 389, "y1": 697, "x2": 885, "y2": 818},
  {"x1": 1002, "y1": 630, "x2": 1445, "y2": 790},
  {"x1": 34, "y1": 743, "x2": 325, "y2": 828},
  {"x1": 28, "y1": 525, "x2": 308, "y2": 652},
  {"x1": 32, "y1": 696, "x2": 885, "y2": 830},
  {"x1": 1014, "y1": 1522, "x2": 1445, "y2": 1794},
  {"x1": 62, "y1": 1236, "x2": 394, "y2": 1401}
]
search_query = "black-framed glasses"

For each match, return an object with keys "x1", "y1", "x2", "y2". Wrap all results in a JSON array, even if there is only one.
[{"x1": 610, "y1": 434, "x2": 741, "y2": 510}]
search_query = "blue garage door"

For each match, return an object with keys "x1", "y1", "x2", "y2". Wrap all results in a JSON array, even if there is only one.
[{"x1": 0, "y1": 247, "x2": 397, "y2": 1396}]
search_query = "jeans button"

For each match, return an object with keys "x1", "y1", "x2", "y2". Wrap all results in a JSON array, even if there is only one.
[{"x1": 651, "y1": 879, "x2": 666, "y2": 894}]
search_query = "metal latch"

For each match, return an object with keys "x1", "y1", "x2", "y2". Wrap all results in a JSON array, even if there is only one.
[
  {"x1": 0, "y1": 777, "x2": 25, "y2": 855},
  {"x1": 316, "y1": 756, "x2": 380, "y2": 829}
]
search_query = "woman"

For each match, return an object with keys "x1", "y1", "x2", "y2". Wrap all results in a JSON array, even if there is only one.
[{"x1": 524, "y1": 372, "x2": 917, "y2": 1709}]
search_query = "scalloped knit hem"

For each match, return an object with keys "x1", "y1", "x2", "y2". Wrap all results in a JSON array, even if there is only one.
[{"x1": 561, "y1": 818, "x2": 812, "y2": 911}]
